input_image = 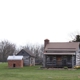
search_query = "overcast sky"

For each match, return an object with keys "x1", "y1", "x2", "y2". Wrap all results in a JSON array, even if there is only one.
[{"x1": 0, "y1": 0, "x2": 80, "y2": 47}]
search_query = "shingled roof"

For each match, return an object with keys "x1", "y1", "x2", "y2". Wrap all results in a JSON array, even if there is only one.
[
  {"x1": 17, "y1": 49, "x2": 35, "y2": 57},
  {"x1": 45, "y1": 42, "x2": 80, "y2": 51}
]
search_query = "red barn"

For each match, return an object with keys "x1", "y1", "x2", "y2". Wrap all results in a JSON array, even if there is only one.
[{"x1": 7, "y1": 56, "x2": 23, "y2": 68}]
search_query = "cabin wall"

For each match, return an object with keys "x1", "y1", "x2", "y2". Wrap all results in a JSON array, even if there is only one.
[
  {"x1": 17, "y1": 50, "x2": 35, "y2": 66},
  {"x1": 32, "y1": 57, "x2": 35, "y2": 66},
  {"x1": 76, "y1": 50, "x2": 80, "y2": 66},
  {"x1": 30, "y1": 57, "x2": 35, "y2": 66},
  {"x1": 23, "y1": 56, "x2": 30, "y2": 66},
  {"x1": 43, "y1": 55, "x2": 76, "y2": 68}
]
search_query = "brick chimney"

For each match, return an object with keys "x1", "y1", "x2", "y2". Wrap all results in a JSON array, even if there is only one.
[{"x1": 44, "y1": 39, "x2": 49, "y2": 48}]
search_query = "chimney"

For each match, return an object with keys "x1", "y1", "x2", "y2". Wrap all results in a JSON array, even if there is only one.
[
  {"x1": 13, "y1": 52, "x2": 15, "y2": 58},
  {"x1": 44, "y1": 39, "x2": 49, "y2": 48}
]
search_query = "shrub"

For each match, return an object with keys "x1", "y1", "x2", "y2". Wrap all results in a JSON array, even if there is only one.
[
  {"x1": 74, "y1": 66, "x2": 80, "y2": 69},
  {"x1": 64, "y1": 66, "x2": 68, "y2": 69}
]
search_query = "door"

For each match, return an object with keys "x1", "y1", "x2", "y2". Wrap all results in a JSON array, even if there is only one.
[
  {"x1": 56, "y1": 56, "x2": 62, "y2": 67},
  {"x1": 13, "y1": 64, "x2": 16, "y2": 67}
]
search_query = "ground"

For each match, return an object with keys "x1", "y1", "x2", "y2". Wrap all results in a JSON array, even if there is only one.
[{"x1": 0, "y1": 63, "x2": 80, "y2": 80}]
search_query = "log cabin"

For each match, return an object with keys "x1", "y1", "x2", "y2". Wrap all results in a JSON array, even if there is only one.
[
  {"x1": 17, "y1": 49, "x2": 35, "y2": 66},
  {"x1": 43, "y1": 39, "x2": 80, "y2": 68}
]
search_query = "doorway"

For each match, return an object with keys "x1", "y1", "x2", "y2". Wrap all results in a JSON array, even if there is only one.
[
  {"x1": 13, "y1": 64, "x2": 16, "y2": 67},
  {"x1": 56, "y1": 56, "x2": 62, "y2": 66}
]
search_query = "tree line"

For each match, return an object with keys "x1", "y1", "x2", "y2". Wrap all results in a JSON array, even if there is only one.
[
  {"x1": 0, "y1": 34, "x2": 80, "y2": 63},
  {"x1": 0, "y1": 40, "x2": 44, "y2": 64}
]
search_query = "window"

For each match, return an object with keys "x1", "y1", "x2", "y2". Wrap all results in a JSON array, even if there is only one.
[
  {"x1": 67, "y1": 56, "x2": 71, "y2": 62},
  {"x1": 46, "y1": 56, "x2": 56, "y2": 62},
  {"x1": 46, "y1": 56, "x2": 50, "y2": 62}
]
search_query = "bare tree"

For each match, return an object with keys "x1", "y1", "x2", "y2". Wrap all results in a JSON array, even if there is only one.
[
  {"x1": 21, "y1": 44, "x2": 44, "y2": 58},
  {"x1": 69, "y1": 32, "x2": 80, "y2": 42},
  {"x1": 0, "y1": 40, "x2": 16, "y2": 62},
  {"x1": 34, "y1": 45, "x2": 44, "y2": 65}
]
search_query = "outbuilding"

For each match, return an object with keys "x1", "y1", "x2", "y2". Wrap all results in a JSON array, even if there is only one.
[
  {"x1": 17, "y1": 49, "x2": 35, "y2": 66},
  {"x1": 43, "y1": 39, "x2": 80, "y2": 68},
  {"x1": 7, "y1": 56, "x2": 23, "y2": 68}
]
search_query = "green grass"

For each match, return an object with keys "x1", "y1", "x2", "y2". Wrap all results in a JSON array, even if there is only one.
[{"x1": 0, "y1": 63, "x2": 80, "y2": 80}]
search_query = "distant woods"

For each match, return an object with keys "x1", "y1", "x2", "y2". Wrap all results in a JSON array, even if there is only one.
[
  {"x1": 20, "y1": 44, "x2": 44, "y2": 64},
  {"x1": 1, "y1": 34, "x2": 80, "y2": 62},
  {"x1": 20, "y1": 44, "x2": 44, "y2": 58},
  {"x1": 0, "y1": 40, "x2": 16, "y2": 62},
  {"x1": 0, "y1": 40, "x2": 44, "y2": 63}
]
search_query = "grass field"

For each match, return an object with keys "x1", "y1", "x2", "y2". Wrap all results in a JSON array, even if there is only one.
[{"x1": 0, "y1": 63, "x2": 80, "y2": 80}]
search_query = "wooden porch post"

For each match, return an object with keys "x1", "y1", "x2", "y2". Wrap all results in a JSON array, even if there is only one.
[
  {"x1": 72, "y1": 55, "x2": 74, "y2": 68},
  {"x1": 43, "y1": 55, "x2": 46, "y2": 67}
]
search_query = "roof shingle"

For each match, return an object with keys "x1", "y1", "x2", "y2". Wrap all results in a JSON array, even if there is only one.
[{"x1": 45, "y1": 42, "x2": 80, "y2": 51}]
